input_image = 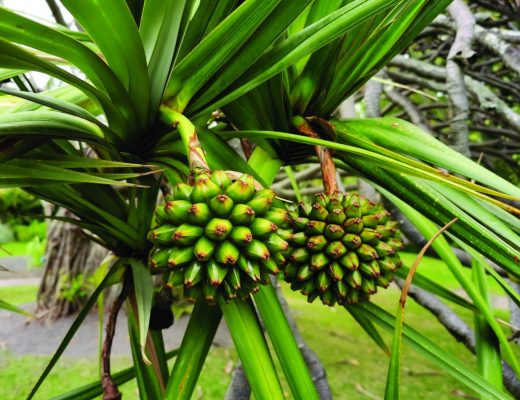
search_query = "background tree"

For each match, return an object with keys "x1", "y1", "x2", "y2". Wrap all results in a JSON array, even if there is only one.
[
  {"x1": 36, "y1": 208, "x2": 108, "y2": 320},
  {"x1": 372, "y1": 0, "x2": 520, "y2": 183},
  {"x1": 360, "y1": 5, "x2": 520, "y2": 383}
]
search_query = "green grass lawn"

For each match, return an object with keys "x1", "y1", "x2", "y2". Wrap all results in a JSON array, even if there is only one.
[
  {"x1": 0, "y1": 240, "x2": 46, "y2": 267},
  {"x1": 283, "y1": 286, "x2": 481, "y2": 400},
  {"x1": 0, "y1": 349, "x2": 236, "y2": 400},
  {"x1": 0, "y1": 253, "x2": 513, "y2": 399},
  {"x1": 0, "y1": 284, "x2": 38, "y2": 305},
  {"x1": 0, "y1": 287, "x2": 501, "y2": 399},
  {"x1": 0, "y1": 241, "x2": 31, "y2": 257}
]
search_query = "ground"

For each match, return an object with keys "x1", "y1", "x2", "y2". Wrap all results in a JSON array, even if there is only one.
[{"x1": 0, "y1": 252, "x2": 512, "y2": 399}]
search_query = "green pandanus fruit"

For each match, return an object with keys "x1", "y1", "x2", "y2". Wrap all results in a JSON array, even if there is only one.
[
  {"x1": 147, "y1": 170, "x2": 291, "y2": 303},
  {"x1": 282, "y1": 192, "x2": 403, "y2": 306}
]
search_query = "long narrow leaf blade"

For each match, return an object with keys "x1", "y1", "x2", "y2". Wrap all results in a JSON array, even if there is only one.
[
  {"x1": 335, "y1": 117, "x2": 520, "y2": 199},
  {"x1": 130, "y1": 260, "x2": 154, "y2": 363},
  {"x1": 0, "y1": 298, "x2": 32, "y2": 317},
  {"x1": 255, "y1": 285, "x2": 319, "y2": 400},
  {"x1": 127, "y1": 304, "x2": 163, "y2": 400},
  {"x1": 383, "y1": 189, "x2": 520, "y2": 378},
  {"x1": 61, "y1": 0, "x2": 149, "y2": 130},
  {"x1": 0, "y1": 39, "x2": 127, "y2": 132},
  {"x1": 188, "y1": 0, "x2": 312, "y2": 112},
  {"x1": 140, "y1": 0, "x2": 187, "y2": 118},
  {"x1": 219, "y1": 297, "x2": 285, "y2": 399},
  {"x1": 165, "y1": 299, "x2": 222, "y2": 400},
  {"x1": 472, "y1": 258, "x2": 504, "y2": 392},
  {"x1": 194, "y1": 0, "x2": 400, "y2": 115},
  {"x1": 166, "y1": 0, "x2": 281, "y2": 111},
  {"x1": 0, "y1": 6, "x2": 133, "y2": 128},
  {"x1": 357, "y1": 302, "x2": 512, "y2": 399},
  {"x1": 0, "y1": 87, "x2": 103, "y2": 127}
]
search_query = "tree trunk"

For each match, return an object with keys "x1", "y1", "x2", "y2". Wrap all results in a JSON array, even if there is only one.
[{"x1": 36, "y1": 209, "x2": 108, "y2": 320}]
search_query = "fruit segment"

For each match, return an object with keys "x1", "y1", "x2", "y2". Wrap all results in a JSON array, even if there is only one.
[
  {"x1": 148, "y1": 170, "x2": 289, "y2": 303},
  {"x1": 282, "y1": 192, "x2": 403, "y2": 306}
]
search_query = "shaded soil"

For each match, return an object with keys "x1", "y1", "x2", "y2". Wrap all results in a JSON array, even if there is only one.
[
  {"x1": 0, "y1": 277, "x2": 40, "y2": 288},
  {"x1": 0, "y1": 256, "x2": 39, "y2": 281},
  {"x1": 0, "y1": 258, "x2": 232, "y2": 357},
  {"x1": 0, "y1": 303, "x2": 232, "y2": 356}
]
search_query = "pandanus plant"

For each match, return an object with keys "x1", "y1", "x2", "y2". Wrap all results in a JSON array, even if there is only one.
[{"x1": 1, "y1": 1, "x2": 520, "y2": 399}]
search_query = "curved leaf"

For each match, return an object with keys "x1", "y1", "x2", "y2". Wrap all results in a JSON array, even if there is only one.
[
  {"x1": 426, "y1": 181, "x2": 520, "y2": 249},
  {"x1": 455, "y1": 239, "x2": 520, "y2": 311},
  {"x1": 130, "y1": 260, "x2": 154, "y2": 364},
  {"x1": 338, "y1": 157, "x2": 520, "y2": 280},
  {"x1": 140, "y1": 0, "x2": 188, "y2": 119},
  {"x1": 383, "y1": 188, "x2": 520, "y2": 378},
  {"x1": 0, "y1": 6, "x2": 134, "y2": 129},
  {"x1": 166, "y1": 0, "x2": 282, "y2": 111},
  {"x1": 472, "y1": 258, "x2": 504, "y2": 392},
  {"x1": 0, "y1": 67, "x2": 24, "y2": 81},
  {"x1": 127, "y1": 302, "x2": 163, "y2": 400},
  {"x1": 218, "y1": 129, "x2": 514, "y2": 201},
  {"x1": 187, "y1": 0, "x2": 312, "y2": 112},
  {"x1": 61, "y1": 0, "x2": 150, "y2": 131},
  {"x1": 175, "y1": 0, "x2": 237, "y2": 62},
  {"x1": 0, "y1": 39, "x2": 126, "y2": 132},
  {"x1": 219, "y1": 297, "x2": 285, "y2": 400},
  {"x1": 0, "y1": 87, "x2": 112, "y2": 133},
  {"x1": 165, "y1": 299, "x2": 222, "y2": 400},
  {"x1": 0, "y1": 160, "x2": 139, "y2": 187},
  {"x1": 193, "y1": 0, "x2": 401, "y2": 115},
  {"x1": 335, "y1": 117, "x2": 520, "y2": 199}
]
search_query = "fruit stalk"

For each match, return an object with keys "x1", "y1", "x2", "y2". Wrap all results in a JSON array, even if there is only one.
[
  {"x1": 160, "y1": 106, "x2": 209, "y2": 172},
  {"x1": 293, "y1": 115, "x2": 338, "y2": 195}
]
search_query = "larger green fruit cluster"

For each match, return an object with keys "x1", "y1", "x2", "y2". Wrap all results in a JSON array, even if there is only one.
[
  {"x1": 147, "y1": 170, "x2": 291, "y2": 303},
  {"x1": 282, "y1": 193, "x2": 403, "y2": 306}
]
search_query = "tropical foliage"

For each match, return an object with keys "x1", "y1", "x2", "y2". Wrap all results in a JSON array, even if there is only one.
[
  {"x1": 0, "y1": 0, "x2": 519, "y2": 399},
  {"x1": 372, "y1": 0, "x2": 520, "y2": 184}
]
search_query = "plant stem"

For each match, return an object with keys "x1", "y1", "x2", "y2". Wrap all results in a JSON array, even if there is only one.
[{"x1": 101, "y1": 279, "x2": 128, "y2": 400}]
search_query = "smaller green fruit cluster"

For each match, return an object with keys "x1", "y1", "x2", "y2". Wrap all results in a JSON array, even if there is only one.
[
  {"x1": 282, "y1": 193, "x2": 403, "y2": 306},
  {"x1": 147, "y1": 170, "x2": 291, "y2": 303}
]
